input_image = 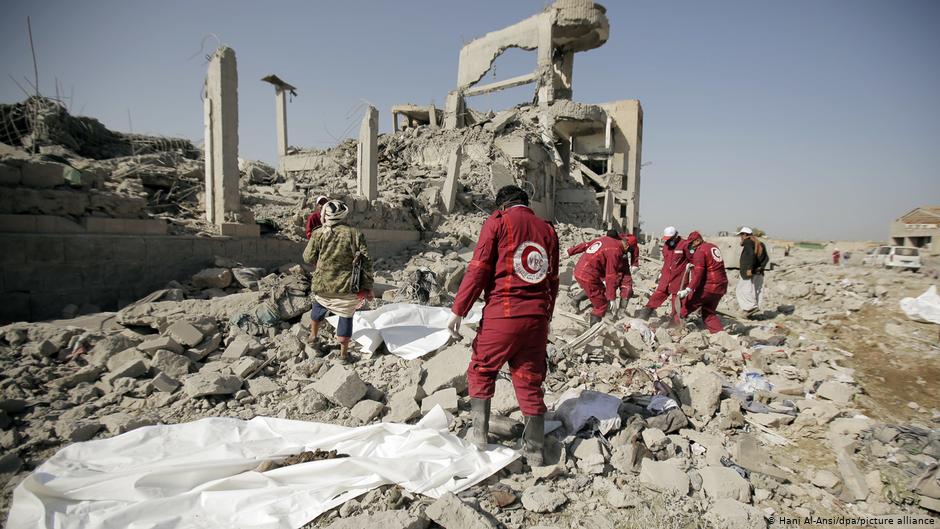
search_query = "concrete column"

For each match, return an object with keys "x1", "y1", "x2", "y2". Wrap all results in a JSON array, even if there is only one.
[
  {"x1": 536, "y1": 15, "x2": 555, "y2": 105},
  {"x1": 441, "y1": 145, "x2": 462, "y2": 213},
  {"x1": 203, "y1": 96, "x2": 214, "y2": 224},
  {"x1": 428, "y1": 104, "x2": 439, "y2": 129},
  {"x1": 357, "y1": 105, "x2": 378, "y2": 201},
  {"x1": 204, "y1": 47, "x2": 240, "y2": 226},
  {"x1": 392, "y1": 112, "x2": 399, "y2": 133},
  {"x1": 274, "y1": 88, "x2": 288, "y2": 160}
]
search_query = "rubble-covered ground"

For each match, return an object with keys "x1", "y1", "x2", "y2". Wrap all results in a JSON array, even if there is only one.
[{"x1": 2, "y1": 216, "x2": 939, "y2": 528}]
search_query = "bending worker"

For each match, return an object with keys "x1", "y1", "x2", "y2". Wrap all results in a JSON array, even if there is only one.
[
  {"x1": 636, "y1": 226, "x2": 688, "y2": 321},
  {"x1": 302, "y1": 200, "x2": 374, "y2": 364},
  {"x1": 447, "y1": 185, "x2": 559, "y2": 466},
  {"x1": 568, "y1": 230, "x2": 634, "y2": 324},
  {"x1": 676, "y1": 231, "x2": 728, "y2": 334}
]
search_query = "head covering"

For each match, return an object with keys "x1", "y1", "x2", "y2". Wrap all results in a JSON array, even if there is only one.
[
  {"x1": 606, "y1": 229, "x2": 620, "y2": 239},
  {"x1": 687, "y1": 231, "x2": 702, "y2": 243},
  {"x1": 321, "y1": 200, "x2": 349, "y2": 227},
  {"x1": 737, "y1": 226, "x2": 753, "y2": 235},
  {"x1": 494, "y1": 185, "x2": 529, "y2": 208},
  {"x1": 619, "y1": 232, "x2": 638, "y2": 244},
  {"x1": 315, "y1": 195, "x2": 329, "y2": 206},
  {"x1": 662, "y1": 226, "x2": 678, "y2": 240}
]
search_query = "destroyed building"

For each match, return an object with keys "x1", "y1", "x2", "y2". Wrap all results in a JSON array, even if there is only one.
[{"x1": 2, "y1": 2, "x2": 939, "y2": 529}]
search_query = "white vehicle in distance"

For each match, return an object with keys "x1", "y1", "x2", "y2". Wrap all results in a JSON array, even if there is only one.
[{"x1": 862, "y1": 246, "x2": 922, "y2": 272}]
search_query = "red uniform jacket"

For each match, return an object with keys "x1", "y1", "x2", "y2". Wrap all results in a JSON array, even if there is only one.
[
  {"x1": 304, "y1": 211, "x2": 322, "y2": 239},
  {"x1": 658, "y1": 238, "x2": 690, "y2": 293},
  {"x1": 687, "y1": 242, "x2": 728, "y2": 295},
  {"x1": 569, "y1": 236, "x2": 629, "y2": 301},
  {"x1": 452, "y1": 206, "x2": 559, "y2": 320}
]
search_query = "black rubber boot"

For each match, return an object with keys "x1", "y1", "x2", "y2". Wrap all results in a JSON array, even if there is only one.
[
  {"x1": 589, "y1": 314, "x2": 602, "y2": 326},
  {"x1": 522, "y1": 414, "x2": 545, "y2": 466},
  {"x1": 635, "y1": 307, "x2": 653, "y2": 321},
  {"x1": 469, "y1": 398, "x2": 491, "y2": 449}
]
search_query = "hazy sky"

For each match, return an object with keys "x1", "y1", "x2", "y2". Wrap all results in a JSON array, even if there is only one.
[{"x1": 1, "y1": 1, "x2": 938, "y2": 241}]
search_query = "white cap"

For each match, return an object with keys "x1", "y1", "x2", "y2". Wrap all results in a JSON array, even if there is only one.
[
  {"x1": 737, "y1": 226, "x2": 753, "y2": 235},
  {"x1": 315, "y1": 195, "x2": 329, "y2": 205},
  {"x1": 662, "y1": 226, "x2": 678, "y2": 239}
]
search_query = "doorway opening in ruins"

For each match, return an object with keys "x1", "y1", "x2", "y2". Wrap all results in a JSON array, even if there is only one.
[{"x1": 465, "y1": 47, "x2": 538, "y2": 112}]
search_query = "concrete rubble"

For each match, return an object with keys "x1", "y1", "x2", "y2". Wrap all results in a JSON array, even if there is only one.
[{"x1": 1, "y1": 1, "x2": 940, "y2": 528}]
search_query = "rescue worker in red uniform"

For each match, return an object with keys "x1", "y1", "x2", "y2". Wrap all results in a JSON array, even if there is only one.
[
  {"x1": 636, "y1": 226, "x2": 689, "y2": 321},
  {"x1": 677, "y1": 231, "x2": 728, "y2": 334},
  {"x1": 567, "y1": 230, "x2": 633, "y2": 324},
  {"x1": 447, "y1": 185, "x2": 559, "y2": 466},
  {"x1": 304, "y1": 195, "x2": 330, "y2": 239}
]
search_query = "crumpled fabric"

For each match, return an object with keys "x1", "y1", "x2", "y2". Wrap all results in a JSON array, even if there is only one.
[
  {"x1": 6, "y1": 407, "x2": 517, "y2": 529},
  {"x1": 900, "y1": 285, "x2": 940, "y2": 324},
  {"x1": 551, "y1": 389, "x2": 622, "y2": 437}
]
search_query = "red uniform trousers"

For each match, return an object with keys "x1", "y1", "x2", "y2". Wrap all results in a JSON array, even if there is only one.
[
  {"x1": 466, "y1": 316, "x2": 549, "y2": 416},
  {"x1": 681, "y1": 290, "x2": 724, "y2": 333},
  {"x1": 646, "y1": 287, "x2": 679, "y2": 320},
  {"x1": 576, "y1": 277, "x2": 609, "y2": 318}
]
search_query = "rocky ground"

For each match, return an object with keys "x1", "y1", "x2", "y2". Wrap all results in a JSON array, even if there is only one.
[{"x1": 1, "y1": 220, "x2": 938, "y2": 528}]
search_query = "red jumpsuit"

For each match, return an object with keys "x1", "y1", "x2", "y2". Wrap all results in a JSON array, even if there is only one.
[
  {"x1": 305, "y1": 210, "x2": 322, "y2": 239},
  {"x1": 646, "y1": 238, "x2": 689, "y2": 317},
  {"x1": 568, "y1": 236, "x2": 631, "y2": 317},
  {"x1": 680, "y1": 242, "x2": 729, "y2": 333},
  {"x1": 452, "y1": 205, "x2": 559, "y2": 416},
  {"x1": 832, "y1": 251, "x2": 840, "y2": 265}
]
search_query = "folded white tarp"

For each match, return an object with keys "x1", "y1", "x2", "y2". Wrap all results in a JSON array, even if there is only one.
[
  {"x1": 7, "y1": 407, "x2": 517, "y2": 529},
  {"x1": 327, "y1": 302, "x2": 482, "y2": 360},
  {"x1": 900, "y1": 285, "x2": 940, "y2": 325},
  {"x1": 551, "y1": 389, "x2": 622, "y2": 436}
]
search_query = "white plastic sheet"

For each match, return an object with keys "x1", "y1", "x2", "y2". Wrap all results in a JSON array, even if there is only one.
[
  {"x1": 551, "y1": 389, "x2": 622, "y2": 436},
  {"x1": 327, "y1": 302, "x2": 482, "y2": 359},
  {"x1": 900, "y1": 285, "x2": 940, "y2": 324},
  {"x1": 7, "y1": 407, "x2": 517, "y2": 529}
]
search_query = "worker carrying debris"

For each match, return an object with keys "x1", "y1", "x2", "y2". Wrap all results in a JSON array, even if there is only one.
[
  {"x1": 302, "y1": 200, "x2": 374, "y2": 363},
  {"x1": 447, "y1": 184, "x2": 559, "y2": 466},
  {"x1": 677, "y1": 231, "x2": 728, "y2": 333},
  {"x1": 567, "y1": 230, "x2": 635, "y2": 324},
  {"x1": 304, "y1": 195, "x2": 330, "y2": 239},
  {"x1": 635, "y1": 226, "x2": 689, "y2": 322},
  {"x1": 736, "y1": 226, "x2": 769, "y2": 319}
]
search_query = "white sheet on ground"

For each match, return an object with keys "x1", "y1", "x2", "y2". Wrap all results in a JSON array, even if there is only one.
[
  {"x1": 327, "y1": 302, "x2": 482, "y2": 359},
  {"x1": 7, "y1": 406, "x2": 516, "y2": 529},
  {"x1": 900, "y1": 285, "x2": 940, "y2": 325},
  {"x1": 550, "y1": 389, "x2": 622, "y2": 436}
]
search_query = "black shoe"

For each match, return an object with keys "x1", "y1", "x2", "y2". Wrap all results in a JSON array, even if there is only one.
[
  {"x1": 589, "y1": 314, "x2": 602, "y2": 326},
  {"x1": 635, "y1": 307, "x2": 653, "y2": 321},
  {"x1": 469, "y1": 398, "x2": 491, "y2": 449}
]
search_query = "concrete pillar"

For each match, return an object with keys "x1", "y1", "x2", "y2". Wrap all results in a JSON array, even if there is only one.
[
  {"x1": 203, "y1": 96, "x2": 215, "y2": 224},
  {"x1": 441, "y1": 145, "x2": 462, "y2": 213},
  {"x1": 392, "y1": 112, "x2": 399, "y2": 133},
  {"x1": 428, "y1": 104, "x2": 439, "y2": 129},
  {"x1": 274, "y1": 88, "x2": 288, "y2": 160},
  {"x1": 204, "y1": 46, "x2": 239, "y2": 226},
  {"x1": 444, "y1": 91, "x2": 464, "y2": 129},
  {"x1": 536, "y1": 16, "x2": 555, "y2": 105},
  {"x1": 357, "y1": 105, "x2": 378, "y2": 201}
]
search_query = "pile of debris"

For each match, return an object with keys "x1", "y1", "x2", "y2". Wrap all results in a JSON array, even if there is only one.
[{"x1": 1, "y1": 232, "x2": 938, "y2": 527}]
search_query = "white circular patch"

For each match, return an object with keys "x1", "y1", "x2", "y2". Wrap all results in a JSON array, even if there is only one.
[
  {"x1": 710, "y1": 247, "x2": 723, "y2": 262},
  {"x1": 586, "y1": 241, "x2": 603, "y2": 254},
  {"x1": 514, "y1": 241, "x2": 549, "y2": 283}
]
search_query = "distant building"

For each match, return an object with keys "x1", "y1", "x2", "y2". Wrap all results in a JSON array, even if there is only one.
[{"x1": 890, "y1": 206, "x2": 940, "y2": 254}]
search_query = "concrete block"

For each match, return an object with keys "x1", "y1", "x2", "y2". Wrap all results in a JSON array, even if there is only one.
[
  {"x1": 639, "y1": 459, "x2": 690, "y2": 494},
  {"x1": 700, "y1": 465, "x2": 751, "y2": 503},
  {"x1": 247, "y1": 376, "x2": 278, "y2": 396},
  {"x1": 138, "y1": 336, "x2": 183, "y2": 354},
  {"x1": 105, "y1": 359, "x2": 149, "y2": 383},
  {"x1": 219, "y1": 222, "x2": 260, "y2": 238},
  {"x1": 313, "y1": 365, "x2": 367, "y2": 408},
  {"x1": 421, "y1": 388, "x2": 459, "y2": 414},
  {"x1": 385, "y1": 390, "x2": 421, "y2": 423},
  {"x1": 183, "y1": 372, "x2": 242, "y2": 397},
  {"x1": 422, "y1": 343, "x2": 471, "y2": 395},
  {"x1": 351, "y1": 400, "x2": 385, "y2": 423},
  {"x1": 151, "y1": 372, "x2": 180, "y2": 393},
  {"x1": 165, "y1": 320, "x2": 204, "y2": 347},
  {"x1": 193, "y1": 268, "x2": 233, "y2": 289},
  {"x1": 426, "y1": 492, "x2": 497, "y2": 529},
  {"x1": 495, "y1": 136, "x2": 527, "y2": 158},
  {"x1": 105, "y1": 347, "x2": 148, "y2": 371},
  {"x1": 151, "y1": 350, "x2": 192, "y2": 378},
  {"x1": 55, "y1": 419, "x2": 102, "y2": 442},
  {"x1": 231, "y1": 356, "x2": 262, "y2": 378},
  {"x1": 440, "y1": 145, "x2": 462, "y2": 214},
  {"x1": 221, "y1": 337, "x2": 251, "y2": 361}
]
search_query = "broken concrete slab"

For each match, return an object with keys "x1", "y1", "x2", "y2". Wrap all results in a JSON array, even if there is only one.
[
  {"x1": 313, "y1": 365, "x2": 367, "y2": 408},
  {"x1": 639, "y1": 459, "x2": 690, "y2": 494},
  {"x1": 99, "y1": 412, "x2": 156, "y2": 435},
  {"x1": 421, "y1": 387, "x2": 459, "y2": 414},
  {"x1": 521, "y1": 485, "x2": 568, "y2": 513},
  {"x1": 700, "y1": 465, "x2": 751, "y2": 503},
  {"x1": 221, "y1": 336, "x2": 252, "y2": 361},
  {"x1": 151, "y1": 372, "x2": 180, "y2": 393},
  {"x1": 323, "y1": 510, "x2": 429, "y2": 529},
  {"x1": 231, "y1": 356, "x2": 263, "y2": 378},
  {"x1": 350, "y1": 400, "x2": 385, "y2": 423},
  {"x1": 815, "y1": 380, "x2": 858, "y2": 404},
  {"x1": 422, "y1": 343, "x2": 471, "y2": 395},
  {"x1": 137, "y1": 336, "x2": 183, "y2": 355},
  {"x1": 686, "y1": 363, "x2": 723, "y2": 418},
  {"x1": 811, "y1": 469, "x2": 841, "y2": 490},
  {"x1": 49, "y1": 366, "x2": 103, "y2": 389},
  {"x1": 704, "y1": 498, "x2": 767, "y2": 529},
  {"x1": 836, "y1": 449, "x2": 869, "y2": 502},
  {"x1": 192, "y1": 268, "x2": 233, "y2": 289},
  {"x1": 386, "y1": 390, "x2": 421, "y2": 423},
  {"x1": 182, "y1": 372, "x2": 242, "y2": 398},
  {"x1": 104, "y1": 359, "x2": 148, "y2": 383},
  {"x1": 164, "y1": 320, "x2": 204, "y2": 347},
  {"x1": 150, "y1": 350, "x2": 192, "y2": 379},
  {"x1": 425, "y1": 491, "x2": 497, "y2": 529},
  {"x1": 105, "y1": 347, "x2": 149, "y2": 372}
]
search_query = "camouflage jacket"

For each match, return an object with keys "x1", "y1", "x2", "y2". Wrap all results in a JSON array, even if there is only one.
[{"x1": 303, "y1": 224, "x2": 374, "y2": 295}]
